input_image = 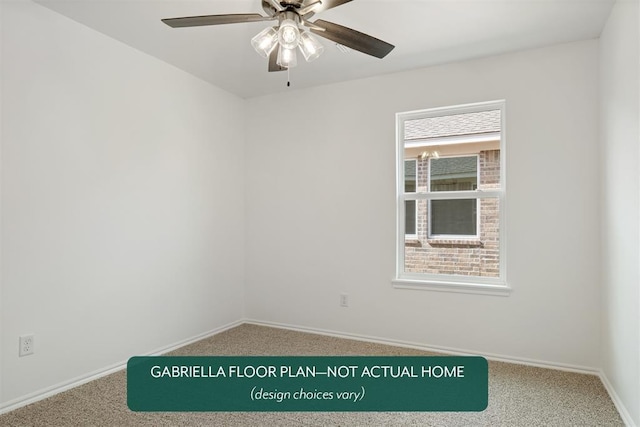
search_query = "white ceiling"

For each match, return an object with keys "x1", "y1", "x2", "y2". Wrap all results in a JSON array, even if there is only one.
[{"x1": 34, "y1": 0, "x2": 615, "y2": 99}]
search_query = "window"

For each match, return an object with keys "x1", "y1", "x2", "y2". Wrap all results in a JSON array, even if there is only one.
[{"x1": 394, "y1": 101, "x2": 509, "y2": 295}]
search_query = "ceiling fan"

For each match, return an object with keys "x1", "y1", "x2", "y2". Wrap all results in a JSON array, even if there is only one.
[{"x1": 162, "y1": 0, "x2": 395, "y2": 73}]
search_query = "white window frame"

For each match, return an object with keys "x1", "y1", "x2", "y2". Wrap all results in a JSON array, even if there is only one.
[
  {"x1": 393, "y1": 100, "x2": 510, "y2": 296},
  {"x1": 427, "y1": 154, "x2": 480, "y2": 240},
  {"x1": 404, "y1": 158, "x2": 418, "y2": 240}
]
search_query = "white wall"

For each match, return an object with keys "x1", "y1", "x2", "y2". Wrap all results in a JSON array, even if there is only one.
[
  {"x1": 1, "y1": 0, "x2": 633, "y2": 419},
  {"x1": 0, "y1": 1, "x2": 245, "y2": 406},
  {"x1": 245, "y1": 40, "x2": 601, "y2": 369},
  {"x1": 600, "y1": 0, "x2": 640, "y2": 425},
  {"x1": 0, "y1": 0, "x2": 4, "y2": 407}
]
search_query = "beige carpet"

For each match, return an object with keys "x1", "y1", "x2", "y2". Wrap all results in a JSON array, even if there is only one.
[{"x1": 0, "y1": 324, "x2": 624, "y2": 426}]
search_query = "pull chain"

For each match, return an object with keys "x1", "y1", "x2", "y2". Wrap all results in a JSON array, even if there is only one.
[{"x1": 287, "y1": 67, "x2": 291, "y2": 87}]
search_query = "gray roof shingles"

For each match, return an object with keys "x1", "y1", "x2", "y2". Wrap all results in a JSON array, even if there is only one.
[
  {"x1": 405, "y1": 110, "x2": 501, "y2": 140},
  {"x1": 430, "y1": 156, "x2": 476, "y2": 177}
]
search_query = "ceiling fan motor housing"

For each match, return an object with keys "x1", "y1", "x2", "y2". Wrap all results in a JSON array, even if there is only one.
[{"x1": 262, "y1": 0, "x2": 306, "y2": 17}]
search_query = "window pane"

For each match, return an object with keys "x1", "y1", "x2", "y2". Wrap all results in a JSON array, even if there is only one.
[
  {"x1": 430, "y1": 156, "x2": 477, "y2": 192},
  {"x1": 430, "y1": 199, "x2": 477, "y2": 236},
  {"x1": 405, "y1": 197, "x2": 500, "y2": 278},
  {"x1": 404, "y1": 160, "x2": 416, "y2": 192},
  {"x1": 405, "y1": 200, "x2": 416, "y2": 235}
]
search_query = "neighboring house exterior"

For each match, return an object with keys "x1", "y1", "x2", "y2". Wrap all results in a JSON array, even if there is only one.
[{"x1": 403, "y1": 109, "x2": 501, "y2": 278}]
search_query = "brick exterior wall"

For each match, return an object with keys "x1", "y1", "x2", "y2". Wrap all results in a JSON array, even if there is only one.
[{"x1": 405, "y1": 149, "x2": 500, "y2": 277}]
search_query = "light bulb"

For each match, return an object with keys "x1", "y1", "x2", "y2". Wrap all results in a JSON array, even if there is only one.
[
  {"x1": 251, "y1": 27, "x2": 278, "y2": 58},
  {"x1": 282, "y1": 27, "x2": 297, "y2": 44},
  {"x1": 278, "y1": 19, "x2": 300, "y2": 50}
]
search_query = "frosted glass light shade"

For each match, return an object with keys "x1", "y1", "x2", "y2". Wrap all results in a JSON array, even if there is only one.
[
  {"x1": 277, "y1": 44, "x2": 298, "y2": 68},
  {"x1": 251, "y1": 27, "x2": 278, "y2": 58},
  {"x1": 299, "y1": 31, "x2": 324, "y2": 62}
]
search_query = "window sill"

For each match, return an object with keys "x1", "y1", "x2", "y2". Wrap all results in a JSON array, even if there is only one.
[
  {"x1": 392, "y1": 278, "x2": 511, "y2": 296},
  {"x1": 426, "y1": 239, "x2": 483, "y2": 247}
]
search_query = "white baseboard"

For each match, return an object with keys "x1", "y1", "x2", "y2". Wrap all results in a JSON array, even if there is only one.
[
  {"x1": 599, "y1": 371, "x2": 637, "y2": 427},
  {"x1": 0, "y1": 319, "x2": 243, "y2": 416},
  {"x1": 245, "y1": 318, "x2": 601, "y2": 375}
]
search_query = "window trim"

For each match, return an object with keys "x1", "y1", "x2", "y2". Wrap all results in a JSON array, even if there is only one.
[
  {"x1": 404, "y1": 158, "x2": 418, "y2": 240},
  {"x1": 394, "y1": 100, "x2": 510, "y2": 296}
]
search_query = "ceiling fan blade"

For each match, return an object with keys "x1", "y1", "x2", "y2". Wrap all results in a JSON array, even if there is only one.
[
  {"x1": 304, "y1": 0, "x2": 353, "y2": 14},
  {"x1": 309, "y1": 19, "x2": 394, "y2": 59},
  {"x1": 268, "y1": 49, "x2": 287, "y2": 72},
  {"x1": 162, "y1": 14, "x2": 271, "y2": 28},
  {"x1": 262, "y1": 0, "x2": 284, "y2": 15}
]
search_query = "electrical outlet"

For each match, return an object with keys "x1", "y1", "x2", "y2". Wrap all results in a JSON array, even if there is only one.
[
  {"x1": 340, "y1": 293, "x2": 349, "y2": 307},
  {"x1": 19, "y1": 334, "x2": 35, "y2": 357}
]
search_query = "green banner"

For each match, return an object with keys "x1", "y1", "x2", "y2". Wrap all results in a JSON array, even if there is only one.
[{"x1": 127, "y1": 356, "x2": 487, "y2": 412}]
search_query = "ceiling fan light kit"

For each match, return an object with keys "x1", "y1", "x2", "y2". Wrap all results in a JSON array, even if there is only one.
[
  {"x1": 257, "y1": 11, "x2": 325, "y2": 67},
  {"x1": 162, "y1": 0, "x2": 394, "y2": 74}
]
